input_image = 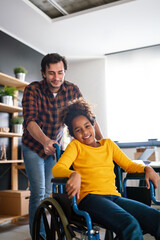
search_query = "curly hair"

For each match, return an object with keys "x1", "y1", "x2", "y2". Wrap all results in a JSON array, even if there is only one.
[{"x1": 59, "y1": 98, "x2": 96, "y2": 137}]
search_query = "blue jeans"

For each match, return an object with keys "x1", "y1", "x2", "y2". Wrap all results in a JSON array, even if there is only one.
[
  {"x1": 79, "y1": 194, "x2": 160, "y2": 240},
  {"x1": 22, "y1": 144, "x2": 56, "y2": 238}
]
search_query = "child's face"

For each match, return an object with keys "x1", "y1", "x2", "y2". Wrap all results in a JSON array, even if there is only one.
[{"x1": 72, "y1": 115, "x2": 97, "y2": 147}]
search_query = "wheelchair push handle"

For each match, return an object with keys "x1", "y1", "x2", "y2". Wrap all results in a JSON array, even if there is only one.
[{"x1": 53, "y1": 143, "x2": 61, "y2": 161}]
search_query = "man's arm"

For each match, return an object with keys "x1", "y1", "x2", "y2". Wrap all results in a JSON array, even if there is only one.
[
  {"x1": 27, "y1": 121, "x2": 57, "y2": 155},
  {"x1": 95, "y1": 121, "x2": 103, "y2": 140}
]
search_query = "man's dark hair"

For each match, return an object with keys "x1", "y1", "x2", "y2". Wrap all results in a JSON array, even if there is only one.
[
  {"x1": 59, "y1": 98, "x2": 96, "y2": 137},
  {"x1": 41, "y1": 53, "x2": 67, "y2": 74}
]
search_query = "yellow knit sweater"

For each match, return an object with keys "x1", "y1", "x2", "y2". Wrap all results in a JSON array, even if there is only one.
[{"x1": 52, "y1": 139, "x2": 145, "y2": 204}]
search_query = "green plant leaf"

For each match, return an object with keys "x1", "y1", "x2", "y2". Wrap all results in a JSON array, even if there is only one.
[
  {"x1": 10, "y1": 116, "x2": 24, "y2": 125},
  {"x1": 14, "y1": 67, "x2": 27, "y2": 74},
  {"x1": 0, "y1": 86, "x2": 17, "y2": 97}
]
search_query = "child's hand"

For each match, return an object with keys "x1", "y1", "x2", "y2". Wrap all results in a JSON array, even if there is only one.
[
  {"x1": 66, "y1": 172, "x2": 81, "y2": 199},
  {"x1": 145, "y1": 166, "x2": 160, "y2": 189}
]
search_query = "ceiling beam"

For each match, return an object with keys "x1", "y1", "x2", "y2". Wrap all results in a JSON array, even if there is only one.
[{"x1": 47, "y1": 0, "x2": 68, "y2": 16}]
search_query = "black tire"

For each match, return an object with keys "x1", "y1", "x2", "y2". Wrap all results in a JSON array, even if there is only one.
[{"x1": 32, "y1": 197, "x2": 72, "y2": 240}]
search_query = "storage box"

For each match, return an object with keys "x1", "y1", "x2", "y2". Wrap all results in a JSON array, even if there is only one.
[
  {"x1": 134, "y1": 147, "x2": 156, "y2": 161},
  {"x1": 134, "y1": 152, "x2": 156, "y2": 161},
  {"x1": 0, "y1": 190, "x2": 30, "y2": 216}
]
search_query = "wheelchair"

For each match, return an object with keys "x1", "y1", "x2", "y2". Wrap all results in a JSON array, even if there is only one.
[{"x1": 32, "y1": 144, "x2": 160, "y2": 240}]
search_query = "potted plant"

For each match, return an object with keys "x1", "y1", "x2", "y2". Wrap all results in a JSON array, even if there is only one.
[
  {"x1": 14, "y1": 67, "x2": 27, "y2": 81},
  {"x1": 10, "y1": 116, "x2": 24, "y2": 134},
  {"x1": 0, "y1": 86, "x2": 17, "y2": 106}
]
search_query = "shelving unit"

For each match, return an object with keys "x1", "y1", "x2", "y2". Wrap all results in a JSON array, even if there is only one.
[
  {"x1": 0, "y1": 72, "x2": 28, "y2": 89},
  {"x1": 0, "y1": 72, "x2": 28, "y2": 186},
  {"x1": 0, "y1": 72, "x2": 29, "y2": 223},
  {"x1": 0, "y1": 102, "x2": 22, "y2": 113},
  {"x1": 0, "y1": 132, "x2": 22, "y2": 137}
]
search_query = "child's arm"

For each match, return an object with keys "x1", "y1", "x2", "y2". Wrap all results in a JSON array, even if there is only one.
[
  {"x1": 144, "y1": 166, "x2": 160, "y2": 189},
  {"x1": 52, "y1": 140, "x2": 81, "y2": 199},
  {"x1": 66, "y1": 172, "x2": 81, "y2": 199},
  {"x1": 52, "y1": 140, "x2": 77, "y2": 178},
  {"x1": 111, "y1": 139, "x2": 160, "y2": 189}
]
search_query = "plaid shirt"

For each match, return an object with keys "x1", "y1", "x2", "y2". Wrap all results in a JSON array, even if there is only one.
[{"x1": 22, "y1": 79, "x2": 82, "y2": 159}]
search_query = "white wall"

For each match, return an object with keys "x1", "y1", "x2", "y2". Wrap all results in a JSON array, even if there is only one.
[{"x1": 66, "y1": 58, "x2": 108, "y2": 137}]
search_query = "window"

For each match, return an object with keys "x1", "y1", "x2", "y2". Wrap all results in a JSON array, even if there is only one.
[{"x1": 106, "y1": 45, "x2": 160, "y2": 142}]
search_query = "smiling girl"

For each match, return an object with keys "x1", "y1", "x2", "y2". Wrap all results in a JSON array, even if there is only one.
[{"x1": 52, "y1": 98, "x2": 160, "y2": 240}]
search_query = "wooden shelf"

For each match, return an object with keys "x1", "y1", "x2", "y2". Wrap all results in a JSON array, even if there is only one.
[
  {"x1": 0, "y1": 215, "x2": 19, "y2": 224},
  {"x1": 0, "y1": 102, "x2": 22, "y2": 113},
  {"x1": 0, "y1": 132, "x2": 22, "y2": 137},
  {"x1": 0, "y1": 72, "x2": 28, "y2": 89},
  {"x1": 0, "y1": 160, "x2": 23, "y2": 163},
  {"x1": 0, "y1": 214, "x2": 28, "y2": 224}
]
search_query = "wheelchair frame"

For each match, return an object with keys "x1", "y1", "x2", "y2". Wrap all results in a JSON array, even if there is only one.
[
  {"x1": 32, "y1": 144, "x2": 159, "y2": 240},
  {"x1": 123, "y1": 173, "x2": 160, "y2": 205}
]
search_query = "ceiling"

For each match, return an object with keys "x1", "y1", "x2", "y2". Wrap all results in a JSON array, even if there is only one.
[
  {"x1": 0, "y1": 0, "x2": 160, "y2": 59},
  {"x1": 28, "y1": 0, "x2": 121, "y2": 19}
]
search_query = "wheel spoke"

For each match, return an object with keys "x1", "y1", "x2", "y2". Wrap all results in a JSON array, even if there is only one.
[
  {"x1": 42, "y1": 208, "x2": 51, "y2": 239},
  {"x1": 32, "y1": 198, "x2": 72, "y2": 240}
]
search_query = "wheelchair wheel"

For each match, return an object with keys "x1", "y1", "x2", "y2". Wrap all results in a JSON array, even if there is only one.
[{"x1": 32, "y1": 197, "x2": 72, "y2": 240}]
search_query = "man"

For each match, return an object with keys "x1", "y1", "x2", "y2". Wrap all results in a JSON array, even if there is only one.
[{"x1": 22, "y1": 53, "x2": 103, "y2": 237}]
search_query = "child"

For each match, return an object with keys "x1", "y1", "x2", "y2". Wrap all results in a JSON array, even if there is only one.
[{"x1": 52, "y1": 98, "x2": 160, "y2": 240}]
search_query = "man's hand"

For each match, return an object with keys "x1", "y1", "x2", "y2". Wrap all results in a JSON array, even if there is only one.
[
  {"x1": 66, "y1": 172, "x2": 81, "y2": 199},
  {"x1": 27, "y1": 121, "x2": 58, "y2": 155},
  {"x1": 145, "y1": 166, "x2": 160, "y2": 189},
  {"x1": 44, "y1": 139, "x2": 58, "y2": 156}
]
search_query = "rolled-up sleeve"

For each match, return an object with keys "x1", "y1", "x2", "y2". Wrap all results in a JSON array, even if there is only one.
[{"x1": 22, "y1": 84, "x2": 42, "y2": 129}]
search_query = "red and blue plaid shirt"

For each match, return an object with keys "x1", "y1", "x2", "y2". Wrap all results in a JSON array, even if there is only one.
[{"x1": 22, "y1": 79, "x2": 82, "y2": 159}]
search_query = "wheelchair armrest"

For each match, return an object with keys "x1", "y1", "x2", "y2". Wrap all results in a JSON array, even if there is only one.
[
  {"x1": 51, "y1": 177, "x2": 69, "y2": 184},
  {"x1": 51, "y1": 177, "x2": 94, "y2": 237},
  {"x1": 123, "y1": 173, "x2": 145, "y2": 197},
  {"x1": 51, "y1": 177, "x2": 69, "y2": 194},
  {"x1": 125, "y1": 173, "x2": 145, "y2": 179},
  {"x1": 123, "y1": 173, "x2": 160, "y2": 205},
  {"x1": 150, "y1": 181, "x2": 160, "y2": 205}
]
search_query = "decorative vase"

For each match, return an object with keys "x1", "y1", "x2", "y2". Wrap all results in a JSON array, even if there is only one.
[
  {"x1": 15, "y1": 73, "x2": 26, "y2": 81},
  {"x1": 13, "y1": 124, "x2": 23, "y2": 134},
  {"x1": 2, "y1": 96, "x2": 13, "y2": 106}
]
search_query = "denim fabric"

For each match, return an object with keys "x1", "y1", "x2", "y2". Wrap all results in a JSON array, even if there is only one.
[
  {"x1": 79, "y1": 194, "x2": 160, "y2": 240},
  {"x1": 22, "y1": 144, "x2": 56, "y2": 237}
]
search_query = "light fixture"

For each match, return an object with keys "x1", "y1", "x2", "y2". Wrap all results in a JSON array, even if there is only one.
[{"x1": 48, "y1": 0, "x2": 68, "y2": 15}]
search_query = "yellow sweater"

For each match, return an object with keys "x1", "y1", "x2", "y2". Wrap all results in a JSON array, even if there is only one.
[{"x1": 52, "y1": 139, "x2": 145, "y2": 204}]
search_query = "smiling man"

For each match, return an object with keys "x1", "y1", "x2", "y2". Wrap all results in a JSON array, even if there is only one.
[
  {"x1": 43, "y1": 60, "x2": 65, "y2": 93},
  {"x1": 22, "y1": 53, "x2": 103, "y2": 238}
]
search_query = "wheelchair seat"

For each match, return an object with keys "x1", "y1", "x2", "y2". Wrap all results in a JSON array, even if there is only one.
[
  {"x1": 52, "y1": 191, "x2": 116, "y2": 240},
  {"x1": 32, "y1": 144, "x2": 159, "y2": 240},
  {"x1": 52, "y1": 192, "x2": 87, "y2": 229},
  {"x1": 32, "y1": 174, "x2": 116, "y2": 240}
]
